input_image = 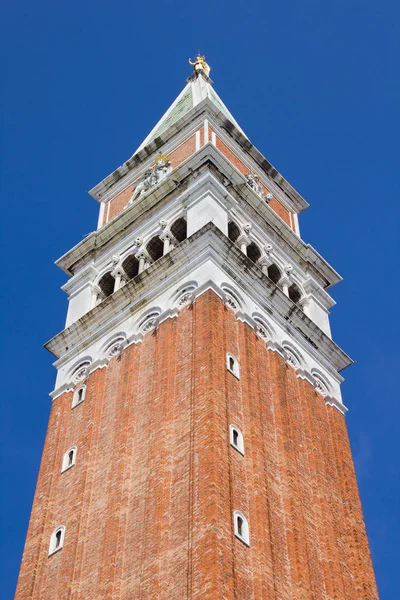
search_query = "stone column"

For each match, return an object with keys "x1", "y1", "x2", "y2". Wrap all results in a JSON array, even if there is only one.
[
  {"x1": 258, "y1": 254, "x2": 274, "y2": 276},
  {"x1": 163, "y1": 236, "x2": 170, "y2": 255},
  {"x1": 113, "y1": 271, "x2": 122, "y2": 292},
  {"x1": 137, "y1": 251, "x2": 150, "y2": 274},
  {"x1": 280, "y1": 277, "x2": 291, "y2": 297},
  {"x1": 281, "y1": 265, "x2": 294, "y2": 297},
  {"x1": 138, "y1": 255, "x2": 146, "y2": 273},
  {"x1": 237, "y1": 234, "x2": 250, "y2": 256}
]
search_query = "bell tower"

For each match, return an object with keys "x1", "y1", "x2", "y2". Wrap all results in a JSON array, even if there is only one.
[{"x1": 16, "y1": 57, "x2": 378, "y2": 599}]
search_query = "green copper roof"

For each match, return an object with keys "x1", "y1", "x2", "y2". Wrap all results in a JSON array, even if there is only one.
[
  {"x1": 208, "y1": 86, "x2": 244, "y2": 133},
  {"x1": 150, "y1": 86, "x2": 193, "y2": 140}
]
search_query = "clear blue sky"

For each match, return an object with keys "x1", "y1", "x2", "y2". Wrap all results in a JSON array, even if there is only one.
[{"x1": 1, "y1": 1, "x2": 399, "y2": 597}]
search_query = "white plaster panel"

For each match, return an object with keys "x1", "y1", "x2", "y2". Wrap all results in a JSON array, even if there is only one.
[
  {"x1": 65, "y1": 285, "x2": 92, "y2": 328},
  {"x1": 303, "y1": 298, "x2": 332, "y2": 338},
  {"x1": 187, "y1": 194, "x2": 228, "y2": 236}
]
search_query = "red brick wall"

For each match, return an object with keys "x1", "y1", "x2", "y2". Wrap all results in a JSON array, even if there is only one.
[{"x1": 16, "y1": 291, "x2": 378, "y2": 599}]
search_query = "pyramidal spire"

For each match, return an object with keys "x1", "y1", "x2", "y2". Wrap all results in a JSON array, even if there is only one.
[{"x1": 134, "y1": 56, "x2": 247, "y2": 154}]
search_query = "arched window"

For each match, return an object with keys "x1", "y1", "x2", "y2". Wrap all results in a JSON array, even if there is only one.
[
  {"x1": 228, "y1": 221, "x2": 241, "y2": 244},
  {"x1": 72, "y1": 384, "x2": 86, "y2": 408},
  {"x1": 267, "y1": 263, "x2": 281, "y2": 284},
  {"x1": 230, "y1": 425, "x2": 244, "y2": 455},
  {"x1": 170, "y1": 217, "x2": 187, "y2": 243},
  {"x1": 288, "y1": 283, "x2": 302, "y2": 304},
  {"x1": 146, "y1": 236, "x2": 164, "y2": 262},
  {"x1": 233, "y1": 511, "x2": 250, "y2": 545},
  {"x1": 226, "y1": 353, "x2": 240, "y2": 379},
  {"x1": 49, "y1": 526, "x2": 65, "y2": 555},
  {"x1": 62, "y1": 447, "x2": 77, "y2": 472},
  {"x1": 98, "y1": 272, "x2": 115, "y2": 298},
  {"x1": 247, "y1": 242, "x2": 261, "y2": 264},
  {"x1": 122, "y1": 254, "x2": 139, "y2": 280}
]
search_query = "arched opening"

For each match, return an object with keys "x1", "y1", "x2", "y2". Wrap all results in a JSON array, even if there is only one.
[
  {"x1": 226, "y1": 353, "x2": 240, "y2": 379},
  {"x1": 233, "y1": 511, "x2": 250, "y2": 545},
  {"x1": 122, "y1": 254, "x2": 139, "y2": 280},
  {"x1": 247, "y1": 242, "x2": 261, "y2": 263},
  {"x1": 146, "y1": 236, "x2": 164, "y2": 262},
  {"x1": 98, "y1": 272, "x2": 115, "y2": 298},
  {"x1": 62, "y1": 447, "x2": 77, "y2": 472},
  {"x1": 288, "y1": 283, "x2": 302, "y2": 304},
  {"x1": 237, "y1": 516, "x2": 244, "y2": 536},
  {"x1": 49, "y1": 526, "x2": 65, "y2": 555},
  {"x1": 230, "y1": 425, "x2": 245, "y2": 455},
  {"x1": 228, "y1": 221, "x2": 240, "y2": 244},
  {"x1": 170, "y1": 217, "x2": 187, "y2": 243},
  {"x1": 72, "y1": 385, "x2": 86, "y2": 408},
  {"x1": 267, "y1": 263, "x2": 281, "y2": 284}
]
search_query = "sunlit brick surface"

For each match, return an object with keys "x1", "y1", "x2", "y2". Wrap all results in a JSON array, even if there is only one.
[{"x1": 15, "y1": 291, "x2": 378, "y2": 599}]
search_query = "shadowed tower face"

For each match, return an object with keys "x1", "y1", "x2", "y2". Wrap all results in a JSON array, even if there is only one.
[{"x1": 15, "y1": 56, "x2": 378, "y2": 600}]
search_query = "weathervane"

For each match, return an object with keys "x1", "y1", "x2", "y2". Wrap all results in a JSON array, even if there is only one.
[{"x1": 188, "y1": 54, "x2": 211, "y2": 78}]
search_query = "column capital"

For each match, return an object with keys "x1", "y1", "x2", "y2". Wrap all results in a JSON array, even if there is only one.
[
  {"x1": 136, "y1": 248, "x2": 151, "y2": 261},
  {"x1": 258, "y1": 254, "x2": 274, "y2": 268},
  {"x1": 91, "y1": 283, "x2": 103, "y2": 297},
  {"x1": 159, "y1": 231, "x2": 177, "y2": 244},
  {"x1": 237, "y1": 233, "x2": 251, "y2": 247}
]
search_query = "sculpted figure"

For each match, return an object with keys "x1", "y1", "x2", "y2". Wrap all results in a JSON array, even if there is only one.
[
  {"x1": 154, "y1": 157, "x2": 172, "y2": 184},
  {"x1": 245, "y1": 172, "x2": 273, "y2": 202},
  {"x1": 126, "y1": 156, "x2": 172, "y2": 208},
  {"x1": 246, "y1": 173, "x2": 264, "y2": 198},
  {"x1": 126, "y1": 169, "x2": 155, "y2": 206}
]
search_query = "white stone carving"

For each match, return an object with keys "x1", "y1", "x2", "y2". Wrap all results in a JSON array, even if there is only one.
[
  {"x1": 177, "y1": 292, "x2": 192, "y2": 306},
  {"x1": 243, "y1": 223, "x2": 252, "y2": 233},
  {"x1": 126, "y1": 157, "x2": 172, "y2": 207},
  {"x1": 105, "y1": 337, "x2": 125, "y2": 360},
  {"x1": 176, "y1": 286, "x2": 195, "y2": 307},
  {"x1": 254, "y1": 320, "x2": 269, "y2": 341},
  {"x1": 140, "y1": 312, "x2": 160, "y2": 333},
  {"x1": 245, "y1": 173, "x2": 272, "y2": 203},
  {"x1": 246, "y1": 173, "x2": 264, "y2": 198},
  {"x1": 225, "y1": 292, "x2": 239, "y2": 312},
  {"x1": 142, "y1": 318, "x2": 156, "y2": 332},
  {"x1": 71, "y1": 361, "x2": 91, "y2": 383},
  {"x1": 312, "y1": 372, "x2": 330, "y2": 396},
  {"x1": 284, "y1": 349, "x2": 299, "y2": 369},
  {"x1": 285, "y1": 264, "x2": 294, "y2": 276}
]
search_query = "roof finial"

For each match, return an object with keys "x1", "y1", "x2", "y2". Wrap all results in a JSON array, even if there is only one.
[{"x1": 188, "y1": 54, "x2": 211, "y2": 78}]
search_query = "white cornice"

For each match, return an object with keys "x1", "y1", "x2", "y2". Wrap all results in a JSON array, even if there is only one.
[{"x1": 46, "y1": 224, "x2": 352, "y2": 377}]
